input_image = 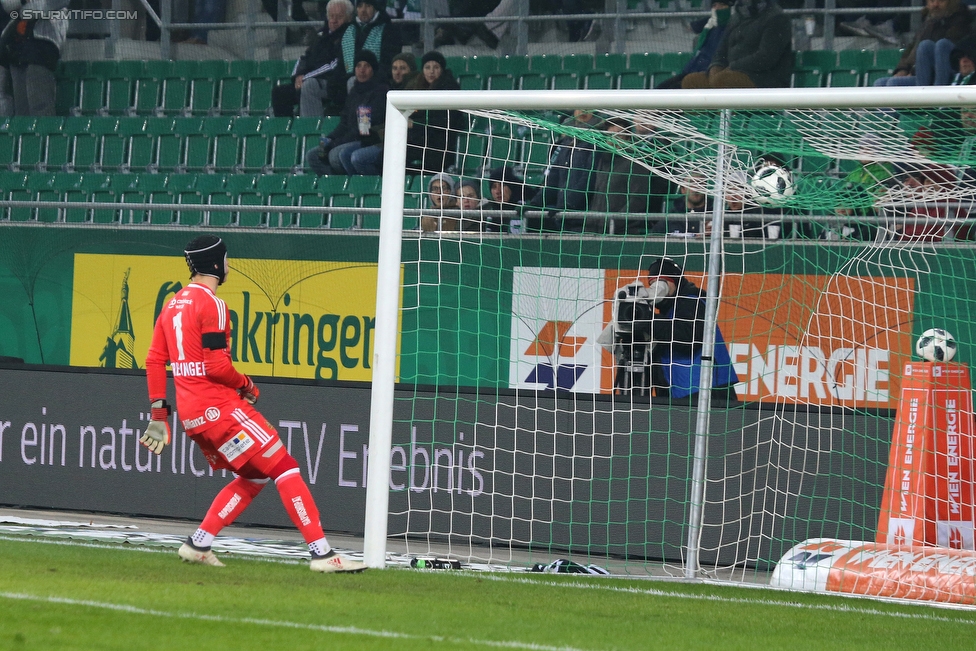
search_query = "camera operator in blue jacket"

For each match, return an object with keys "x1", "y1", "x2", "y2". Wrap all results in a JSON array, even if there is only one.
[{"x1": 601, "y1": 257, "x2": 739, "y2": 404}]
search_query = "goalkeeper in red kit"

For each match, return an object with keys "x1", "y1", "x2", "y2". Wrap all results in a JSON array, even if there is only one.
[{"x1": 141, "y1": 235, "x2": 366, "y2": 573}]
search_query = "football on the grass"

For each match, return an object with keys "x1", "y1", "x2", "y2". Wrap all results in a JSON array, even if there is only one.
[{"x1": 915, "y1": 328, "x2": 957, "y2": 362}]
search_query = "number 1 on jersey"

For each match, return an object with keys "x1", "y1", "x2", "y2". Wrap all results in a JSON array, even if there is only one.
[{"x1": 173, "y1": 311, "x2": 186, "y2": 360}]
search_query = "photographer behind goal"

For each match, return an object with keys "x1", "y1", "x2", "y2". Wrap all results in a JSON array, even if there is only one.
[{"x1": 599, "y1": 257, "x2": 739, "y2": 404}]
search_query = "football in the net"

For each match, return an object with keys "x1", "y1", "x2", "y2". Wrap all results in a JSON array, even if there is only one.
[
  {"x1": 750, "y1": 164, "x2": 795, "y2": 205},
  {"x1": 915, "y1": 328, "x2": 957, "y2": 362}
]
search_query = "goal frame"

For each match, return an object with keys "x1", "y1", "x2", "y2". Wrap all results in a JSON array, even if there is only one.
[{"x1": 363, "y1": 86, "x2": 976, "y2": 571}]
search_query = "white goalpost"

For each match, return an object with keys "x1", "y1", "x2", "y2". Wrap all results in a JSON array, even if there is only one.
[{"x1": 364, "y1": 86, "x2": 976, "y2": 605}]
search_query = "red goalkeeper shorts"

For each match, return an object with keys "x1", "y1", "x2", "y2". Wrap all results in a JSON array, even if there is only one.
[{"x1": 188, "y1": 402, "x2": 286, "y2": 472}]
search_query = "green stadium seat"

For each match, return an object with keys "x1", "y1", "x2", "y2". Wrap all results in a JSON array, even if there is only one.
[
  {"x1": 127, "y1": 134, "x2": 155, "y2": 171},
  {"x1": 798, "y1": 50, "x2": 837, "y2": 71},
  {"x1": 17, "y1": 133, "x2": 44, "y2": 169},
  {"x1": 529, "y1": 54, "x2": 562, "y2": 75},
  {"x1": 285, "y1": 174, "x2": 316, "y2": 192},
  {"x1": 486, "y1": 73, "x2": 514, "y2": 90},
  {"x1": 7, "y1": 179, "x2": 32, "y2": 220},
  {"x1": 241, "y1": 134, "x2": 270, "y2": 172},
  {"x1": 228, "y1": 60, "x2": 256, "y2": 78},
  {"x1": 497, "y1": 55, "x2": 530, "y2": 76},
  {"x1": 271, "y1": 133, "x2": 300, "y2": 172},
  {"x1": 246, "y1": 78, "x2": 274, "y2": 116},
  {"x1": 225, "y1": 174, "x2": 257, "y2": 193},
  {"x1": 827, "y1": 70, "x2": 860, "y2": 87},
  {"x1": 236, "y1": 189, "x2": 266, "y2": 227},
  {"x1": 0, "y1": 132, "x2": 13, "y2": 169},
  {"x1": 33, "y1": 173, "x2": 61, "y2": 222},
  {"x1": 44, "y1": 133, "x2": 70, "y2": 171},
  {"x1": 60, "y1": 61, "x2": 89, "y2": 78},
  {"x1": 838, "y1": 49, "x2": 875, "y2": 75},
  {"x1": 183, "y1": 134, "x2": 211, "y2": 171},
  {"x1": 518, "y1": 73, "x2": 548, "y2": 91},
  {"x1": 60, "y1": 173, "x2": 88, "y2": 222},
  {"x1": 617, "y1": 70, "x2": 648, "y2": 89},
  {"x1": 446, "y1": 56, "x2": 466, "y2": 73},
  {"x1": 161, "y1": 77, "x2": 189, "y2": 115},
  {"x1": 259, "y1": 117, "x2": 291, "y2": 134},
  {"x1": 166, "y1": 174, "x2": 197, "y2": 193},
  {"x1": 256, "y1": 174, "x2": 287, "y2": 193},
  {"x1": 628, "y1": 52, "x2": 662, "y2": 73},
  {"x1": 99, "y1": 134, "x2": 127, "y2": 171},
  {"x1": 658, "y1": 52, "x2": 691, "y2": 75},
  {"x1": 457, "y1": 73, "x2": 483, "y2": 90},
  {"x1": 177, "y1": 190, "x2": 204, "y2": 226},
  {"x1": 200, "y1": 175, "x2": 233, "y2": 226},
  {"x1": 133, "y1": 78, "x2": 161, "y2": 115},
  {"x1": 257, "y1": 60, "x2": 290, "y2": 79},
  {"x1": 297, "y1": 190, "x2": 326, "y2": 227},
  {"x1": 90, "y1": 178, "x2": 119, "y2": 224},
  {"x1": 791, "y1": 70, "x2": 822, "y2": 88},
  {"x1": 402, "y1": 193, "x2": 420, "y2": 230},
  {"x1": 346, "y1": 175, "x2": 381, "y2": 195},
  {"x1": 88, "y1": 61, "x2": 116, "y2": 77},
  {"x1": 467, "y1": 55, "x2": 498, "y2": 75},
  {"x1": 266, "y1": 190, "x2": 295, "y2": 228},
  {"x1": 77, "y1": 77, "x2": 106, "y2": 115},
  {"x1": 583, "y1": 72, "x2": 614, "y2": 90},
  {"x1": 148, "y1": 190, "x2": 178, "y2": 225},
  {"x1": 595, "y1": 53, "x2": 627, "y2": 75},
  {"x1": 211, "y1": 133, "x2": 240, "y2": 171},
  {"x1": 550, "y1": 72, "x2": 579, "y2": 90},
  {"x1": 56, "y1": 77, "x2": 79, "y2": 116},
  {"x1": 189, "y1": 77, "x2": 217, "y2": 115},
  {"x1": 143, "y1": 61, "x2": 176, "y2": 78},
  {"x1": 563, "y1": 54, "x2": 594, "y2": 74},
  {"x1": 875, "y1": 49, "x2": 904, "y2": 69},
  {"x1": 328, "y1": 192, "x2": 357, "y2": 229},
  {"x1": 217, "y1": 77, "x2": 247, "y2": 115},
  {"x1": 104, "y1": 77, "x2": 134, "y2": 115},
  {"x1": 360, "y1": 192, "x2": 382, "y2": 229}
]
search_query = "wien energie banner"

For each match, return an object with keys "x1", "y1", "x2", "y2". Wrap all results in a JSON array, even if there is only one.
[
  {"x1": 509, "y1": 267, "x2": 916, "y2": 408},
  {"x1": 69, "y1": 254, "x2": 400, "y2": 381}
]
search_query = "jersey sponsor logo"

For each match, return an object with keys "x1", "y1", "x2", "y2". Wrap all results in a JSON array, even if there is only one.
[
  {"x1": 171, "y1": 360, "x2": 207, "y2": 377},
  {"x1": 182, "y1": 416, "x2": 206, "y2": 429},
  {"x1": 205, "y1": 407, "x2": 220, "y2": 422},
  {"x1": 218, "y1": 430, "x2": 255, "y2": 463}
]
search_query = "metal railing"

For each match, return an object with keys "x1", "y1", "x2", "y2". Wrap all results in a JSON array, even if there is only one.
[{"x1": 86, "y1": 0, "x2": 924, "y2": 60}]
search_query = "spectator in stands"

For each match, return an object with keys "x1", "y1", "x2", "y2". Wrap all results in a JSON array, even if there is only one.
[
  {"x1": 681, "y1": 0, "x2": 793, "y2": 89},
  {"x1": 305, "y1": 50, "x2": 388, "y2": 176},
  {"x1": 184, "y1": 0, "x2": 228, "y2": 44},
  {"x1": 723, "y1": 171, "x2": 768, "y2": 238},
  {"x1": 873, "y1": 0, "x2": 972, "y2": 87},
  {"x1": 0, "y1": 0, "x2": 67, "y2": 116},
  {"x1": 951, "y1": 35, "x2": 976, "y2": 86},
  {"x1": 590, "y1": 117, "x2": 669, "y2": 234},
  {"x1": 483, "y1": 166, "x2": 528, "y2": 233},
  {"x1": 525, "y1": 109, "x2": 603, "y2": 232},
  {"x1": 405, "y1": 51, "x2": 465, "y2": 174},
  {"x1": 656, "y1": 2, "x2": 732, "y2": 89},
  {"x1": 421, "y1": 173, "x2": 460, "y2": 232},
  {"x1": 828, "y1": 135, "x2": 894, "y2": 241},
  {"x1": 894, "y1": 168, "x2": 961, "y2": 241},
  {"x1": 458, "y1": 179, "x2": 487, "y2": 231},
  {"x1": 343, "y1": 0, "x2": 403, "y2": 81},
  {"x1": 272, "y1": 0, "x2": 355, "y2": 118},
  {"x1": 435, "y1": 0, "x2": 501, "y2": 48},
  {"x1": 651, "y1": 180, "x2": 712, "y2": 236},
  {"x1": 390, "y1": 52, "x2": 419, "y2": 90}
]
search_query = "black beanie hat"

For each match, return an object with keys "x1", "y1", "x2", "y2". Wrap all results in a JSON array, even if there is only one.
[
  {"x1": 185, "y1": 235, "x2": 228, "y2": 285},
  {"x1": 392, "y1": 51, "x2": 417, "y2": 72},
  {"x1": 645, "y1": 257, "x2": 683, "y2": 283},
  {"x1": 355, "y1": 49, "x2": 379, "y2": 73},
  {"x1": 421, "y1": 50, "x2": 448, "y2": 70}
]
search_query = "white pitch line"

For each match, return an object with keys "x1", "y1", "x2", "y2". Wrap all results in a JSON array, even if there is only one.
[
  {"x1": 0, "y1": 592, "x2": 593, "y2": 651},
  {"x1": 470, "y1": 573, "x2": 976, "y2": 625}
]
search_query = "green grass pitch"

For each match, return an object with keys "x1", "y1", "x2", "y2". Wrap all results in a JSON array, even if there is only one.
[{"x1": 1, "y1": 538, "x2": 975, "y2": 650}]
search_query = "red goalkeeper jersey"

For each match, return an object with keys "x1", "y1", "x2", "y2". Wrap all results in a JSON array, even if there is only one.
[{"x1": 146, "y1": 282, "x2": 247, "y2": 430}]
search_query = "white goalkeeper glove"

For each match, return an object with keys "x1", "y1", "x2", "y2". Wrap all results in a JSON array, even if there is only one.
[{"x1": 140, "y1": 399, "x2": 172, "y2": 455}]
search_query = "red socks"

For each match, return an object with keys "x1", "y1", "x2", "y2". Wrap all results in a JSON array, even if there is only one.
[
  {"x1": 274, "y1": 468, "x2": 326, "y2": 544},
  {"x1": 200, "y1": 476, "x2": 266, "y2": 535}
]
